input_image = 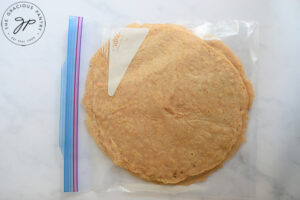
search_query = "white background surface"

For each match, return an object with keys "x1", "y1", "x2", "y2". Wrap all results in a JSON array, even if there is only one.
[{"x1": 0, "y1": 0, "x2": 299, "y2": 200}]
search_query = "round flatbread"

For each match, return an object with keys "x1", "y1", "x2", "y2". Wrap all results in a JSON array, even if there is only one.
[{"x1": 83, "y1": 24, "x2": 254, "y2": 184}]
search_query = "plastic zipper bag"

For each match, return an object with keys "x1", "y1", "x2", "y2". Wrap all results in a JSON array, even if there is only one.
[{"x1": 59, "y1": 18, "x2": 259, "y2": 199}]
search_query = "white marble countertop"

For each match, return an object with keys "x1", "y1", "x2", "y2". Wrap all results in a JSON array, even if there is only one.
[{"x1": 0, "y1": 0, "x2": 299, "y2": 199}]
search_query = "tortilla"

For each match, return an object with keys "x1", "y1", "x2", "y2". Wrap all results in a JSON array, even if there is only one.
[{"x1": 83, "y1": 24, "x2": 254, "y2": 184}]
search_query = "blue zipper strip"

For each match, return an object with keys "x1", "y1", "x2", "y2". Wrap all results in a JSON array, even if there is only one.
[
  {"x1": 65, "y1": 16, "x2": 78, "y2": 192},
  {"x1": 59, "y1": 16, "x2": 83, "y2": 192}
]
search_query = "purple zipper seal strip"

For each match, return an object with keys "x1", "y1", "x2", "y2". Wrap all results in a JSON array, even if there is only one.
[{"x1": 73, "y1": 16, "x2": 83, "y2": 192}]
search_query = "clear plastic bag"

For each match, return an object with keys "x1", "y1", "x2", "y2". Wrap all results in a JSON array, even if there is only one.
[{"x1": 60, "y1": 18, "x2": 259, "y2": 199}]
